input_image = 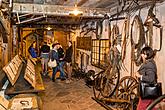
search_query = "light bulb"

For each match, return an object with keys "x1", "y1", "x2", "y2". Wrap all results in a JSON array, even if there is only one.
[{"x1": 46, "y1": 26, "x2": 52, "y2": 30}]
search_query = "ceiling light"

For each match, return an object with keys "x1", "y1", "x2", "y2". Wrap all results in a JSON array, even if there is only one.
[
  {"x1": 46, "y1": 26, "x2": 52, "y2": 30},
  {"x1": 69, "y1": 0, "x2": 83, "y2": 16},
  {"x1": 70, "y1": 9, "x2": 83, "y2": 16}
]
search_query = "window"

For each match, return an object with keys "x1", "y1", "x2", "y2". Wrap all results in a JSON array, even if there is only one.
[{"x1": 91, "y1": 39, "x2": 110, "y2": 69}]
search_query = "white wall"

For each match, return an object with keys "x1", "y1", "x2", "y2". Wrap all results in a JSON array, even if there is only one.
[
  {"x1": 76, "y1": 1, "x2": 165, "y2": 94},
  {"x1": 153, "y1": 2, "x2": 165, "y2": 94},
  {"x1": 109, "y1": 2, "x2": 165, "y2": 93}
]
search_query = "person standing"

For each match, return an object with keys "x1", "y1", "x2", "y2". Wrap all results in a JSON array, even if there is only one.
[
  {"x1": 135, "y1": 46, "x2": 157, "y2": 110},
  {"x1": 51, "y1": 43, "x2": 66, "y2": 82},
  {"x1": 40, "y1": 42, "x2": 50, "y2": 76},
  {"x1": 28, "y1": 42, "x2": 37, "y2": 59},
  {"x1": 64, "y1": 41, "x2": 73, "y2": 83},
  {"x1": 57, "y1": 44, "x2": 66, "y2": 80},
  {"x1": 51, "y1": 43, "x2": 59, "y2": 82}
]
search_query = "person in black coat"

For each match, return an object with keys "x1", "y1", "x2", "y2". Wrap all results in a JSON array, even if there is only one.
[
  {"x1": 40, "y1": 42, "x2": 50, "y2": 75},
  {"x1": 64, "y1": 41, "x2": 73, "y2": 83},
  {"x1": 57, "y1": 44, "x2": 66, "y2": 80}
]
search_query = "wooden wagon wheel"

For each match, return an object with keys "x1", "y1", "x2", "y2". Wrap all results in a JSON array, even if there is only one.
[
  {"x1": 146, "y1": 94, "x2": 165, "y2": 110},
  {"x1": 93, "y1": 71, "x2": 104, "y2": 99},
  {"x1": 115, "y1": 76, "x2": 139, "y2": 110},
  {"x1": 100, "y1": 65, "x2": 120, "y2": 98}
]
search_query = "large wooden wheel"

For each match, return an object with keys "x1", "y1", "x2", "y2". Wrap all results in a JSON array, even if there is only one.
[
  {"x1": 100, "y1": 66, "x2": 120, "y2": 98},
  {"x1": 115, "y1": 76, "x2": 139, "y2": 110},
  {"x1": 93, "y1": 71, "x2": 104, "y2": 99},
  {"x1": 146, "y1": 94, "x2": 165, "y2": 110}
]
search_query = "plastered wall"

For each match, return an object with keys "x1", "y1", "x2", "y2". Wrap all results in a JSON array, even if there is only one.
[
  {"x1": 109, "y1": 2, "x2": 165, "y2": 94},
  {"x1": 74, "y1": 2, "x2": 165, "y2": 94}
]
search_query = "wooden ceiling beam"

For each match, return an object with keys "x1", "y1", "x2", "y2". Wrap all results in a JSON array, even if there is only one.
[
  {"x1": 89, "y1": 0, "x2": 114, "y2": 8},
  {"x1": 55, "y1": 0, "x2": 68, "y2": 5},
  {"x1": 12, "y1": 3, "x2": 111, "y2": 18},
  {"x1": 96, "y1": 1, "x2": 115, "y2": 8},
  {"x1": 77, "y1": 0, "x2": 89, "y2": 6}
]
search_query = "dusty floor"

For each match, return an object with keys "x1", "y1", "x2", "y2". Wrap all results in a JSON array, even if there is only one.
[{"x1": 40, "y1": 75, "x2": 105, "y2": 110}]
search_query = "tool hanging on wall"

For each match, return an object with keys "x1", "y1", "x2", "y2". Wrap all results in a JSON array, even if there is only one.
[
  {"x1": 144, "y1": 1, "x2": 162, "y2": 52},
  {"x1": 130, "y1": 15, "x2": 145, "y2": 77}
]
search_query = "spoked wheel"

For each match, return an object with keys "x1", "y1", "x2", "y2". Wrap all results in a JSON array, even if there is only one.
[
  {"x1": 146, "y1": 94, "x2": 165, "y2": 110},
  {"x1": 93, "y1": 71, "x2": 104, "y2": 99},
  {"x1": 115, "y1": 76, "x2": 139, "y2": 110},
  {"x1": 100, "y1": 66, "x2": 120, "y2": 98}
]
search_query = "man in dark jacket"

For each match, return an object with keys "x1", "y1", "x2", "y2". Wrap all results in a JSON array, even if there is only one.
[
  {"x1": 57, "y1": 44, "x2": 66, "y2": 80},
  {"x1": 64, "y1": 41, "x2": 73, "y2": 83}
]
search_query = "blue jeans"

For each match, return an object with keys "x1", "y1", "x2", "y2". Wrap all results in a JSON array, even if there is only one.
[
  {"x1": 52, "y1": 61, "x2": 65, "y2": 80},
  {"x1": 59, "y1": 61, "x2": 65, "y2": 78}
]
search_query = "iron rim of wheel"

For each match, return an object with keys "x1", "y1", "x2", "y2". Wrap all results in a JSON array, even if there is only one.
[{"x1": 100, "y1": 66, "x2": 120, "y2": 98}]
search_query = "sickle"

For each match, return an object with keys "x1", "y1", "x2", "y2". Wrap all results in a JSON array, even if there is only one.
[
  {"x1": 121, "y1": 19, "x2": 129, "y2": 62},
  {"x1": 111, "y1": 25, "x2": 119, "y2": 47}
]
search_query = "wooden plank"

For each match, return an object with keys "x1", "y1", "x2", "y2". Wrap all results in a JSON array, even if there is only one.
[
  {"x1": 35, "y1": 62, "x2": 45, "y2": 91},
  {"x1": 92, "y1": 97, "x2": 115, "y2": 110},
  {"x1": 100, "y1": 98, "x2": 130, "y2": 104}
]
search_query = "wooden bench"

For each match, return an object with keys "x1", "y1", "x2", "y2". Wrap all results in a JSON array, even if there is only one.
[
  {"x1": 0, "y1": 55, "x2": 44, "y2": 110},
  {"x1": 4, "y1": 57, "x2": 45, "y2": 95}
]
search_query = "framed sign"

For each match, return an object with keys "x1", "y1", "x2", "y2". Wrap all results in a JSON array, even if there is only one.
[
  {"x1": 9, "y1": 63, "x2": 17, "y2": 75},
  {"x1": 24, "y1": 67, "x2": 36, "y2": 88},
  {"x1": 27, "y1": 60, "x2": 35, "y2": 73},
  {"x1": 4, "y1": 66, "x2": 15, "y2": 80},
  {"x1": 14, "y1": 55, "x2": 22, "y2": 65},
  {"x1": 3, "y1": 65, "x2": 15, "y2": 85},
  {"x1": 11, "y1": 58, "x2": 19, "y2": 69},
  {"x1": 3, "y1": 55, "x2": 23, "y2": 86},
  {"x1": 77, "y1": 37, "x2": 92, "y2": 50}
]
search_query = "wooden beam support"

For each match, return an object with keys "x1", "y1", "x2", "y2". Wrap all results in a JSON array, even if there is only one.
[
  {"x1": 77, "y1": 0, "x2": 89, "y2": 6},
  {"x1": 12, "y1": 3, "x2": 111, "y2": 18}
]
